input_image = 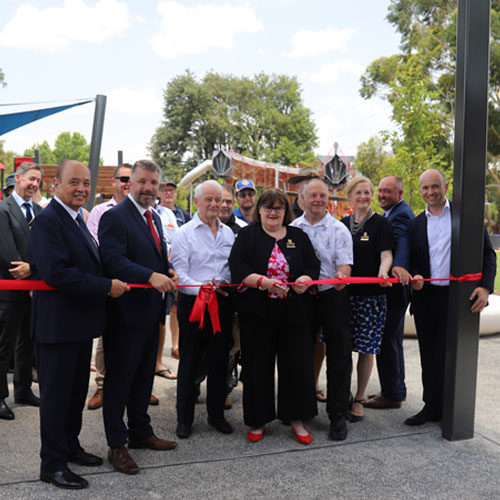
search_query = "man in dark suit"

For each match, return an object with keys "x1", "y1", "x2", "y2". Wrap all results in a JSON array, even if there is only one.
[
  {"x1": 0, "y1": 162, "x2": 43, "y2": 420},
  {"x1": 392, "y1": 169, "x2": 496, "y2": 426},
  {"x1": 29, "y1": 160, "x2": 129, "y2": 489},
  {"x1": 98, "y1": 159, "x2": 178, "y2": 475},
  {"x1": 365, "y1": 176, "x2": 414, "y2": 409}
]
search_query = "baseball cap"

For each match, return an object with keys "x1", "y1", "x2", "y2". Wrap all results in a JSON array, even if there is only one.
[
  {"x1": 5, "y1": 173, "x2": 16, "y2": 188},
  {"x1": 235, "y1": 179, "x2": 255, "y2": 192}
]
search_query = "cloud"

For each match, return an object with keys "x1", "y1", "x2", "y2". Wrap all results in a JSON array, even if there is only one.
[
  {"x1": 106, "y1": 85, "x2": 163, "y2": 116},
  {"x1": 310, "y1": 60, "x2": 364, "y2": 84},
  {"x1": 284, "y1": 27, "x2": 357, "y2": 58},
  {"x1": 150, "y1": 1, "x2": 263, "y2": 59},
  {"x1": 0, "y1": 0, "x2": 131, "y2": 51}
]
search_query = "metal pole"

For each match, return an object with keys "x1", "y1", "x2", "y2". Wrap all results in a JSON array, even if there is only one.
[
  {"x1": 34, "y1": 149, "x2": 40, "y2": 164},
  {"x1": 86, "y1": 94, "x2": 107, "y2": 211},
  {"x1": 118, "y1": 150, "x2": 123, "y2": 166},
  {"x1": 442, "y1": 0, "x2": 491, "y2": 441}
]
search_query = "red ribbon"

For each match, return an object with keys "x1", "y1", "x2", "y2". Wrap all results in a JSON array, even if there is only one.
[{"x1": 188, "y1": 287, "x2": 221, "y2": 335}]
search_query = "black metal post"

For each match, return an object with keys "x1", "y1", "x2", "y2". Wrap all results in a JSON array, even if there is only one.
[
  {"x1": 118, "y1": 150, "x2": 123, "y2": 166},
  {"x1": 34, "y1": 149, "x2": 40, "y2": 164},
  {"x1": 86, "y1": 94, "x2": 107, "y2": 211},
  {"x1": 443, "y1": 0, "x2": 491, "y2": 441}
]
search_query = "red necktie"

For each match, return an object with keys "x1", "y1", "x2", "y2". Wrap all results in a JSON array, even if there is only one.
[{"x1": 144, "y1": 210, "x2": 161, "y2": 253}]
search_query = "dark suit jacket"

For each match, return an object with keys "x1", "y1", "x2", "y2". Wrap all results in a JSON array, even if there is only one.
[
  {"x1": 0, "y1": 195, "x2": 42, "y2": 302},
  {"x1": 98, "y1": 196, "x2": 171, "y2": 330},
  {"x1": 393, "y1": 206, "x2": 496, "y2": 298},
  {"x1": 229, "y1": 224, "x2": 320, "y2": 320},
  {"x1": 28, "y1": 199, "x2": 111, "y2": 344}
]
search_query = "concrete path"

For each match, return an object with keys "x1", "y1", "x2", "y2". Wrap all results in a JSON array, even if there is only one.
[{"x1": 1, "y1": 333, "x2": 500, "y2": 499}]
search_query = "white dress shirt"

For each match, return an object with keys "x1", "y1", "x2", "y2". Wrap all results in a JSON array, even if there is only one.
[
  {"x1": 426, "y1": 198, "x2": 451, "y2": 286},
  {"x1": 12, "y1": 190, "x2": 35, "y2": 220},
  {"x1": 170, "y1": 213, "x2": 235, "y2": 295},
  {"x1": 291, "y1": 212, "x2": 353, "y2": 291},
  {"x1": 155, "y1": 205, "x2": 179, "y2": 248}
]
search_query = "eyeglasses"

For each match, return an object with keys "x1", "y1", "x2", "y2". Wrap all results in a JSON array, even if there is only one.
[
  {"x1": 262, "y1": 206, "x2": 285, "y2": 214},
  {"x1": 237, "y1": 191, "x2": 255, "y2": 198},
  {"x1": 115, "y1": 176, "x2": 130, "y2": 183}
]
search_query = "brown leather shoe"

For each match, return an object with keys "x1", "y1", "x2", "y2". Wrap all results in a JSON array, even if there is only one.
[
  {"x1": 128, "y1": 434, "x2": 177, "y2": 451},
  {"x1": 108, "y1": 446, "x2": 140, "y2": 474},
  {"x1": 363, "y1": 394, "x2": 402, "y2": 409},
  {"x1": 149, "y1": 394, "x2": 159, "y2": 405},
  {"x1": 87, "y1": 388, "x2": 103, "y2": 410}
]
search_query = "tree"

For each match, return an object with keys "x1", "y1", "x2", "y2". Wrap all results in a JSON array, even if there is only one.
[
  {"x1": 359, "y1": 0, "x2": 500, "y2": 215},
  {"x1": 0, "y1": 140, "x2": 16, "y2": 174},
  {"x1": 149, "y1": 71, "x2": 318, "y2": 182},
  {"x1": 0, "y1": 67, "x2": 5, "y2": 87},
  {"x1": 24, "y1": 132, "x2": 99, "y2": 165}
]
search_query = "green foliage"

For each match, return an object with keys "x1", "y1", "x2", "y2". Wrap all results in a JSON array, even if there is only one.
[
  {"x1": 24, "y1": 132, "x2": 101, "y2": 165},
  {"x1": 149, "y1": 70, "x2": 318, "y2": 182},
  {"x1": 0, "y1": 140, "x2": 16, "y2": 174},
  {"x1": 0, "y1": 67, "x2": 5, "y2": 88}
]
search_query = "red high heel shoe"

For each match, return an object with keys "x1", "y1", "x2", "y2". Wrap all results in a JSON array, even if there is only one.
[
  {"x1": 293, "y1": 429, "x2": 312, "y2": 445},
  {"x1": 247, "y1": 429, "x2": 264, "y2": 442}
]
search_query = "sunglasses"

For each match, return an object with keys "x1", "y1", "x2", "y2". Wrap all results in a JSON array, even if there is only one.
[
  {"x1": 115, "y1": 176, "x2": 130, "y2": 183},
  {"x1": 237, "y1": 191, "x2": 255, "y2": 198}
]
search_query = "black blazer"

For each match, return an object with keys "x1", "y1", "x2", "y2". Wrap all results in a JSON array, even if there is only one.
[
  {"x1": 394, "y1": 209, "x2": 496, "y2": 293},
  {"x1": 0, "y1": 195, "x2": 42, "y2": 302},
  {"x1": 28, "y1": 199, "x2": 111, "y2": 343},
  {"x1": 98, "y1": 196, "x2": 172, "y2": 330},
  {"x1": 229, "y1": 224, "x2": 320, "y2": 319}
]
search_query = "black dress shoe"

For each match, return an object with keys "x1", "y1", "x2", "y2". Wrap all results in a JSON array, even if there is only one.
[
  {"x1": 404, "y1": 408, "x2": 441, "y2": 426},
  {"x1": 14, "y1": 392, "x2": 40, "y2": 407},
  {"x1": 0, "y1": 399, "x2": 14, "y2": 420},
  {"x1": 68, "y1": 449, "x2": 103, "y2": 466},
  {"x1": 176, "y1": 423, "x2": 192, "y2": 439},
  {"x1": 40, "y1": 469, "x2": 89, "y2": 489},
  {"x1": 329, "y1": 412, "x2": 347, "y2": 441},
  {"x1": 207, "y1": 416, "x2": 233, "y2": 434}
]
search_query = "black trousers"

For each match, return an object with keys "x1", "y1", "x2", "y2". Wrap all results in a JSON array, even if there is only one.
[
  {"x1": 36, "y1": 340, "x2": 92, "y2": 473},
  {"x1": 376, "y1": 285, "x2": 409, "y2": 402},
  {"x1": 177, "y1": 293, "x2": 233, "y2": 425},
  {"x1": 309, "y1": 288, "x2": 352, "y2": 415},
  {"x1": 103, "y1": 325, "x2": 158, "y2": 448},
  {"x1": 239, "y1": 299, "x2": 317, "y2": 428},
  {"x1": 0, "y1": 300, "x2": 33, "y2": 399},
  {"x1": 412, "y1": 285, "x2": 448, "y2": 416}
]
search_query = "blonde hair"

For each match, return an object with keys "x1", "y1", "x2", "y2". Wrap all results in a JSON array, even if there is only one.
[{"x1": 345, "y1": 175, "x2": 374, "y2": 197}]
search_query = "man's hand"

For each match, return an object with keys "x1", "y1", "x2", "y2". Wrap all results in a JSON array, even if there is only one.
[
  {"x1": 109, "y1": 279, "x2": 130, "y2": 298},
  {"x1": 168, "y1": 268, "x2": 179, "y2": 285},
  {"x1": 9, "y1": 261, "x2": 31, "y2": 280},
  {"x1": 392, "y1": 266, "x2": 411, "y2": 286},
  {"x1": 411, "y1": 274, "x2": 424, "y2": 291},
  {"x1": 470, "y1": 286, "x2": 490, "y2": 313},
  {"x1": 149, "y1": 272, "x2": 176, "y2": 293},
  {"x1": 334, "y1": 266, "x2": 350, "y2": 291},
  {"x1": 292, "y1": 275, "x2": 312, "y2": 295}
]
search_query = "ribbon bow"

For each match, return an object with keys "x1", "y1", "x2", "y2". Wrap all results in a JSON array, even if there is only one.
[{"x1": 188, "y1": 286, "x2": 221, "y2": 335}]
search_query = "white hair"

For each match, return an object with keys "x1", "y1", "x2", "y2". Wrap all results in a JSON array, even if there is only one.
[
  {"x1": 299, "y1": 178, "x2": 328, "y2": 200},
  {"x1": 194, "y1": 180, "x2": 223, "y2": 199}
]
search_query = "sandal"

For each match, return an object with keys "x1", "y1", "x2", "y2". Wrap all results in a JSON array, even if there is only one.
[
  {"x1": 350, "y1": 399, "x2": 364, "y2": 423},
  {"x1": 316, "y1": 389, "x2": 327, "y2": 403},
  {"x1": 155, "y1": 368, "x2": 177, "y2": 380}
]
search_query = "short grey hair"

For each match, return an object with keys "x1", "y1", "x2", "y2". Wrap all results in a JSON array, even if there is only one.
[
  {"x1": 194, "y1": 180, "x2": 223, "y2": 199},
  {"x1": 301, "y1": 177, "x2": 329, "y2": 200},
  {"x1": 16, "y1": 162, "x2": 43, "y2": 178},
  {"x1": 131, "y1": 159, "x2": 161, "y2": 180}
]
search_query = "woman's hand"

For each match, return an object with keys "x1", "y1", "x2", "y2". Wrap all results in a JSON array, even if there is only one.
[
  {"x1": 378, "y1": 270, "x2": 392, "y2": 288},
  {"x1": 292, "y1": 275, "x2": 312, "y2": 294},
  {"x1": 263, "y1": 277, "x2": 289, "y2": 295}
]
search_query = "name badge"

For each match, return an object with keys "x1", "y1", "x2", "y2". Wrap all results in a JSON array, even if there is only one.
[
  {"x1": 360, "y1": 232, "x2": 369, "y2": 242},
  {"x1": 286, "y1": 238, "x2": 296, "y2": 248}
]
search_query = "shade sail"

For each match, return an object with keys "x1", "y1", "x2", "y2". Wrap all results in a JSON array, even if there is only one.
[{"x1": 0, "y1": 100, "x2": 93, "y2": 136}]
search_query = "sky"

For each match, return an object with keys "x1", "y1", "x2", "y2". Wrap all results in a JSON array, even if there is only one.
[{"x1": 0, "y1": 0, "x2": 401, "y2": 167}]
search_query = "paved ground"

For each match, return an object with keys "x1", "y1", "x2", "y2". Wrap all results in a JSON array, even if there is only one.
[{"x1": 1, "y1": 329, "x2": 500, "y2": 499}]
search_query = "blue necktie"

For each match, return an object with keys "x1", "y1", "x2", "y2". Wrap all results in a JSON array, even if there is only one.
[{"x1": 23, "y1": 202, "x2": 34, "y2": 226}]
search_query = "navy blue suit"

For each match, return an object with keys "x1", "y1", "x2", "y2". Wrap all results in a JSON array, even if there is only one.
[
  {"x1": 394, "y1": 207, "x2": 496, "y2": 416},
  {"x1": 29, "y1": 199, "x2": 111, "y2": 473},
  {"x1": 98, "y1": 196, "x2": 171, "y2": 448},
  {"x1": 377, "y1": 200, "x2": 414, "y2": 402}
]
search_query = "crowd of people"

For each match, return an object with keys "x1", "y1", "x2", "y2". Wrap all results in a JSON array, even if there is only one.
[{"x1": 0, "y1": 159, "x2": 496, "y2": 490}]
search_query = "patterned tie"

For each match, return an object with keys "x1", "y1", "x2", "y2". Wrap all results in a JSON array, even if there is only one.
[
  {"x1": 75, "y1": 213, "x2": 98, "y2": 250},
  {"x1": 23, "y1": 202, "x2": 34, "y2": 226},
  {"x1": 144, "y1": 210, "x2": 162, "y2": 253}
]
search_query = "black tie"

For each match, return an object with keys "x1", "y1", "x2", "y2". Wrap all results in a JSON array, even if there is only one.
[
  {"x1": 76, "y1": 213, "x2": 98, "y2": 250},
  {"x1": 23, "y1": 202, "x2": 34, "y2": 226}
]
